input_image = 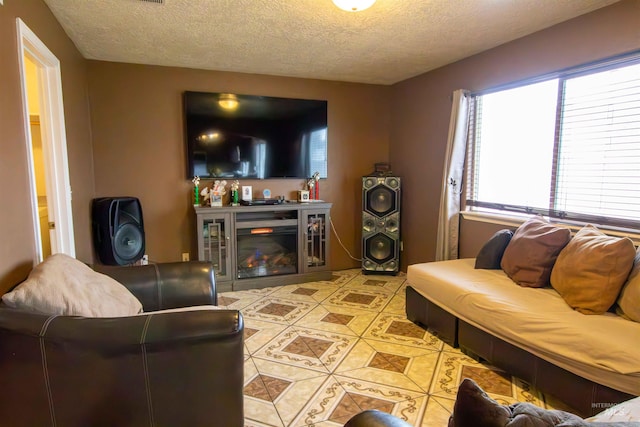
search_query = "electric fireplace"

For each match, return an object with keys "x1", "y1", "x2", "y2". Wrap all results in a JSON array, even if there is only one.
[
  {"x1": 236, "y1": 224, "x2": 298, "y2": 279},
  {"x1": 195, "y1": 203, "x2": 332, "y2": 292}
]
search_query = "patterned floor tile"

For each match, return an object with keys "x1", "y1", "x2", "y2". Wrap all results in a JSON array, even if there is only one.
[
  {"x1": 244, "y1": 358, "x2": 285, "y2": 427},
  {"x1": 418, "y1": 396, "x2": 455, "y2": 427},
  {"x1": 335, "y1": 338, "x2": 440, "y2": 393},
  {"x1": 292, "y1": 304, "x2": 378, "y2": 337},
  {"x1": 323, "y1": 287, "x2": 395, "y2": 312},
  {"x1": 326, "y1": 269, "x2": 361, "y2": 286},
  {"x1": 250, "y1": 358, "x2": 331, "y2": 426},
  {"x1": 270, "y1": 282, "x2": 341, "y2": 304},
  {"x1": 290, "y1": 375, "x2": 427, "y2": 426},
  {"x1": 362, "y1": 313, "x2": 443, "y2": 351},
  {"x1": 429, "y1": 350, "x2": 544, "y2": 406},
  {"x1": 383, "y1": 292, "x2": 406, "y2": 315},
  {"x1": 343, "y1": 273, "x2": 406, "y2": 294},
  {"x1": 252, "y1": 326, "x2": 359, "y2": 373},
  {"x1": 218, "y1": 290, "x2": 266, "y2": 310},
  {"x1": 231, "y1": 269, "x2": 560, "y2": 425},
  {"x1": 242, "y1": 296, "x2": 318, "y2": 325},
  {"x1": 249, "y1": 358, "x2": 331, "y2": 426},
  {"x1": 244, "y1": 421, "x2": 284, "y2": 427},
  {"x1": 244, "y1": 318, "x2": 291, "y2": 355},
  {"x1": 241, "y1": 286, "x2": 282, "y2": 296},
  {"x1": 396, "y1": 280, "x2": 408, "y2": 296}
]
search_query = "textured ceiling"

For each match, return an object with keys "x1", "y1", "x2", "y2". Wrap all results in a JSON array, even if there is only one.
[{"x1": 43, "y1": 0, "x2": 620, "y2": 85}]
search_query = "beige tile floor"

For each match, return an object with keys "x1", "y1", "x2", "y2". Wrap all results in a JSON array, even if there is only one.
[{"x1": 218, "y1": 269, "x2": 567, "y2": 427}]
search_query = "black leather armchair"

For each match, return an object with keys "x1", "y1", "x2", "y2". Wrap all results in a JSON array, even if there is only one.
[{"x1": 0, "y1": 262, "x2": 244, "y2": 427}]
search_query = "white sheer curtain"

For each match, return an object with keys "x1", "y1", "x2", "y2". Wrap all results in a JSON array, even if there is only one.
[{"x1": 435, "y1": 89, "x2": 471, "y2": 261}]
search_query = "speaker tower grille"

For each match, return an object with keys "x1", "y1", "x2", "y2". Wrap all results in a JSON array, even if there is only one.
[{"x1": 361, "y1": 175, "x2": 400, "y2": 274}]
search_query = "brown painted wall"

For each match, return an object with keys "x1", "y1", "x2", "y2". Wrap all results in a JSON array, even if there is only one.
[
  {"x1": 2, "y1": 0, "x2": 638, "y2": 295},
  {"x1": 390, "y1": 0, "x2": 640, "y2": 267},
  {"x1": 87, "y1": 63, "x2": 390, "y2": 269},
  {"x1": 0, "y1": 0, "x2": 94, "y2": 294}
]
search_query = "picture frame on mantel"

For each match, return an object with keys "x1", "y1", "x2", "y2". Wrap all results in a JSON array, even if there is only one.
[{"x1": 242, "y1": 186, "x2": 252, "y2": 202}]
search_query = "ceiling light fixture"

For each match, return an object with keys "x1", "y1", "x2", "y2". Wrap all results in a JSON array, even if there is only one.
[
  {"x1": 218, "y1": 93, "x2": 239, "y2": 110},
  {"x1": 332, "y1": 0, "x2": 376, "y2": 12}
]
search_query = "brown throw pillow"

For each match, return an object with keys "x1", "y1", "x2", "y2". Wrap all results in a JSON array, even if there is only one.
[
  {"x1": 448, "y1": 378, "x2": 586, "y2": 427},
  {"x1": 475, "y1": 229, "x2": 514, "y2": 270},
  {"x1": 500, "y1": 216, "x2": 571, "y2": 288},
  {"x1": 448, "y1": 378, "x2": 511, "y2": 427},
  {"x1": 616, "y1": 247, "x2": 640, "y2": 322},
  {"x1": 551, "y1": 225, "x2": 636, "y2": 315}
]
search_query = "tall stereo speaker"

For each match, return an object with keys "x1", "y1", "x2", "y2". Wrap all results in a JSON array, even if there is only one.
[
  {"x1": 362, "y1": 175, "x2": 401, "y2": 274},
  {"x1": 92, "y1": 197, "x2": 145, "y2": 265}
]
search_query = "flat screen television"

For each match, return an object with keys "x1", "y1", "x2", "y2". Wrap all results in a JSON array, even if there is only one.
[{"x1": 184, "y1": 91, "x2": 328, "y2": 179}]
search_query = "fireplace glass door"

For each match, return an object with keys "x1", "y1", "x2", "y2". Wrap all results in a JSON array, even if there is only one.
[
  {"x1": 236, "y1": 225, "x2": 298, "y2": 279},
  {"x1": 199, "y1": 214, "x2": 231, "y2": 282}
]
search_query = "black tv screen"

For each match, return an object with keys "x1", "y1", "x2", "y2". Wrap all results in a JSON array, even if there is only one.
[{"x1": 184, "y1": 91, "x2": 328, "y2": 179}]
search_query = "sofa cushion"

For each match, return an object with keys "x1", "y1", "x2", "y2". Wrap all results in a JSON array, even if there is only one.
[
  {"x1": 2, "y1": 253, "x2": 143, "y2": 317},
  {"x1": 616, "y1": 248, "x2": 640, "y2": 323},
  {"x1": 551, "y1": 225, "x2": 635, "y2": 315},
  {"x1": 500, "y1": 216, "x2": 571, "y2": 288},
  {"x1": 475, "y1": 229, "x2": 514, "y2": 270}
]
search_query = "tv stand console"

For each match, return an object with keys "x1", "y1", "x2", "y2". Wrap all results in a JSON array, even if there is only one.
[{"x1": 194, "y1": 202, "x2": 332, "y2": 292}]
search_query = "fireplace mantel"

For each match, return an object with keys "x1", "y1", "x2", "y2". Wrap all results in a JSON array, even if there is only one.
[{"x1": 195, "y1": 202, "x2": 332, "y2": 292}]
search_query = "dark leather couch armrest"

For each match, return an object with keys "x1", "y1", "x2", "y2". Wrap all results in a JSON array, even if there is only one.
[
  {"x1": 345, "y1": 410, "x2": 413, "y2": 427},
  {"x1": 93, "y1": 261, "x2": 216, "y2": 311},
  {"x1": 0, "y1": 307, "x2": 245, "y2": 427},
  {"x1": 0, "y1": 307, "x2": 242, "y2": 350},
  {"x1": 48, "y1": 308, "x2": 241, "y2": 346}
]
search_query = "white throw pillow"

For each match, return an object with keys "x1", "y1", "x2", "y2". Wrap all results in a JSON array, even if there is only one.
[
  {"x1": 2, "y1": 253, "x2": 143, "y2": 317},
  {"x1": 586, "y1": 396, "x2": 640, "y2": 422}
]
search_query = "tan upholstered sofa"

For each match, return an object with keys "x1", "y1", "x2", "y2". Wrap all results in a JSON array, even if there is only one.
[{"x1": 406, "y1": 218, "x2": 640, "y2": 417}]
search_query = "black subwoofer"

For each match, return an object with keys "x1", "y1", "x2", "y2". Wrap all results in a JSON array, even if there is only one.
[
  {"x1": 362, "y1": 175, "x2": 401, "y2": 274},
  {"x1": 92, "y1": 197, "x2": 145, "y2": 265}
]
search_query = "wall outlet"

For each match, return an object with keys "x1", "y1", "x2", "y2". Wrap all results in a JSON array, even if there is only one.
[
  {"x1": 182, "y1": 252, "x2": 190, "y2": 262},
  {"x1": 141, "y1": 254, "x2": 149, "y2": 265}
]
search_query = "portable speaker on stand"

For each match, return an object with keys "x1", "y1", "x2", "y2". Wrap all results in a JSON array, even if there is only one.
[
  {"x1": 362, "y1": 168, "x2": 401, "y2": 275},
  {"x1": 92, "y1": 197, "x2": 145, "y2": 265}
]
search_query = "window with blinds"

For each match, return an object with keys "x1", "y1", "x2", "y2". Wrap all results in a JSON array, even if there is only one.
[
  {"x1": 466, "y1": 52, "x2": 640, "y2": 229},
  {"x1": 308, "y1": 127, "x2": 328, "y2": 178}
]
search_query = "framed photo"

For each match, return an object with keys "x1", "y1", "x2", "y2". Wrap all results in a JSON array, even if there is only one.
[
  {"x1": 242, "y1": 186, "x2": 252, "y2": 201},
  {"x1": 298, "y1": 190, "x2": 310, "y2": 202}
]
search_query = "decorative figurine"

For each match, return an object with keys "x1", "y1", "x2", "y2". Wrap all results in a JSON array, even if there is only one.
[
  {"x1": 230, "y1": 180, "x2": 240, "y2": 206},
  {"x1": 192, "y1": 176, "x2": 200, "y2": 205},
  {"x1": 306, "y1": 177, "x2": 315, "y2": 200},
  {"x1": 200, "y1": 186, "x2": 211, "y2": 205},
  {"x1": 306, "y1": 172, "x2": 320, "y2": 200},
  {"x1": 312, "y1": 171, "x2": 320, "y2": 200}
]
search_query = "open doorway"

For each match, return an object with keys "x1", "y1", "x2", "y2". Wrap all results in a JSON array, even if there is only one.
[
  {"x1": 25, "y1": 77, "x2": 52, "y2": 258},
  {"x1": 17, "y1": 18, "x2": 75, "y2": 263}
]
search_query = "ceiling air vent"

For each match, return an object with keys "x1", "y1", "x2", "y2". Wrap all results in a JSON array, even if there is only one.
[{"x1": 138, "y1": 0, "x2": 164, "y2": 4}]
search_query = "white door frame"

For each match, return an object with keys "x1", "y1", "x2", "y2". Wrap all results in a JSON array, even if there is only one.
[{"x1": 16, "y1": 18, "x2": 75, "y2": 262}]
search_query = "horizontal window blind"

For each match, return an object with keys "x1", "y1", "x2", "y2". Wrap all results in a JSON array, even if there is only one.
[
  {"x1": 555, "y1": 62, "x2": 640, "y2": 222},
  {"x1": 466, "y1": 51, "x2": 640, "y2": 230},
  {"x1": 308, "y1": 128, "x2": 328, "y2": 178}
]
